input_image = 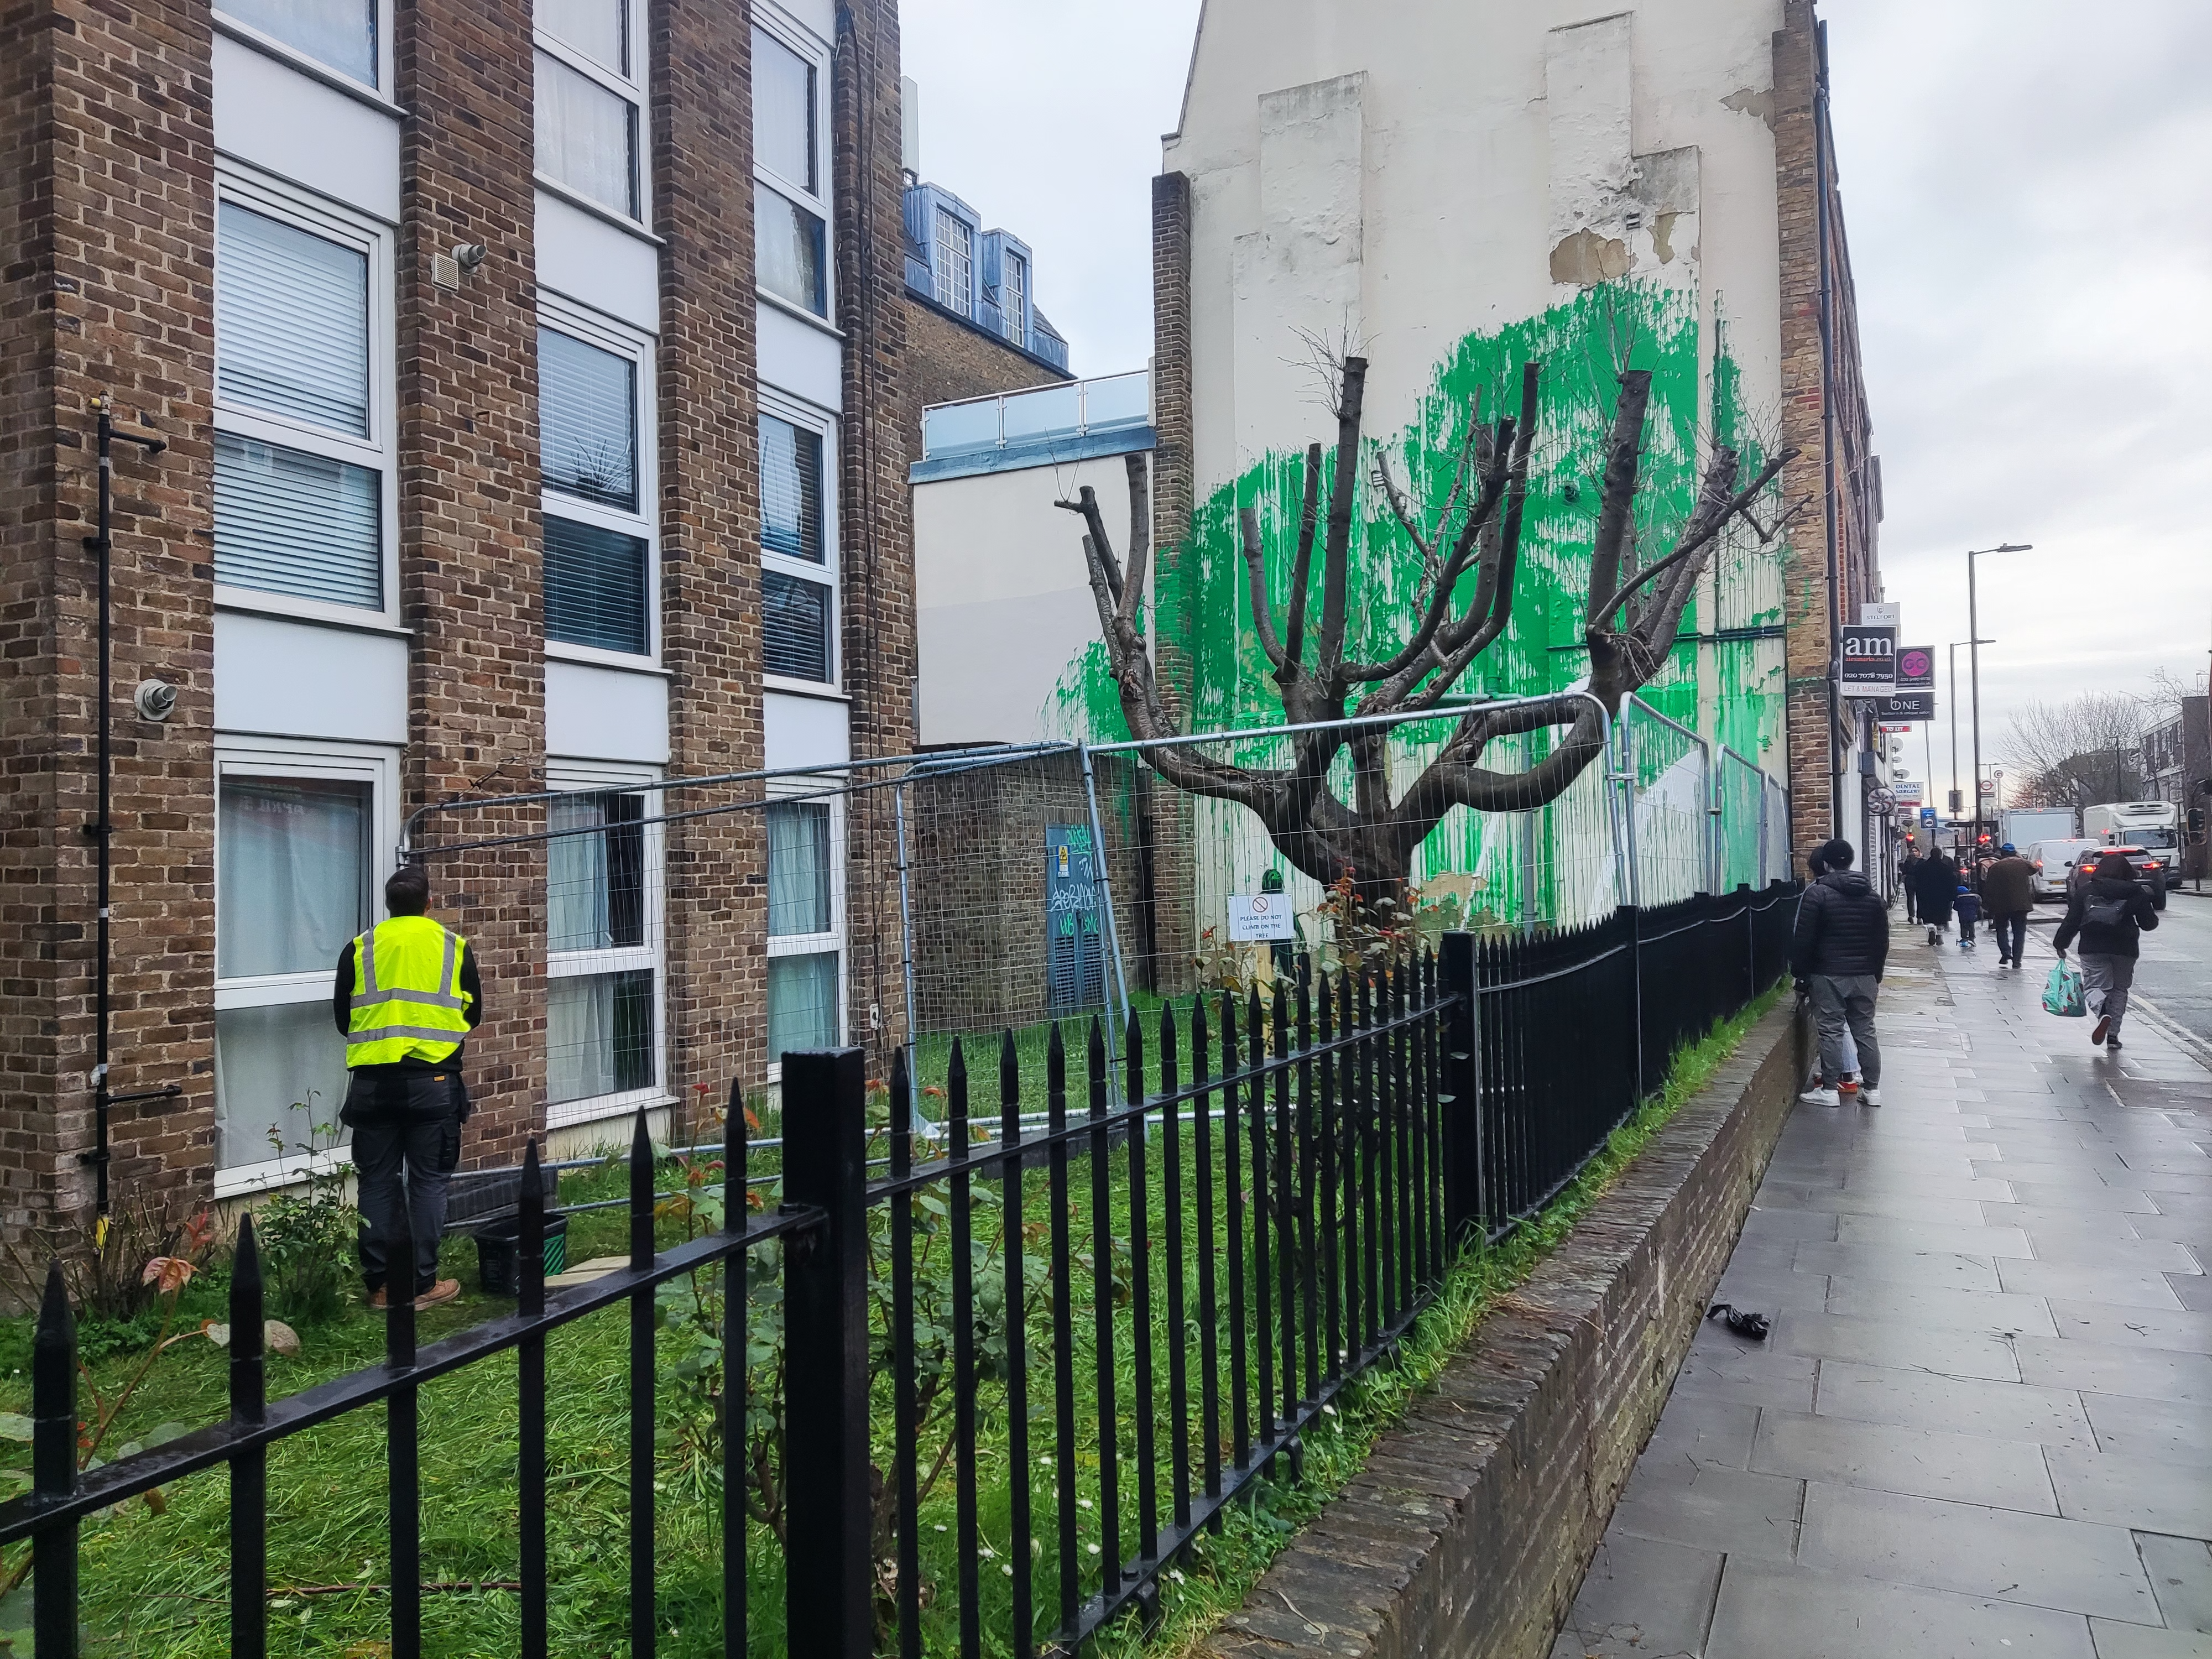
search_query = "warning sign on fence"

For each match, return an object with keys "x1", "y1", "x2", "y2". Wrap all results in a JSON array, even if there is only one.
[{"x1": 1226, "y1": 892, "x2": 1297, "y2": 942}]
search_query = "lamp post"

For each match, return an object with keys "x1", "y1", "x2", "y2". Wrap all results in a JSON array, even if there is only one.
[
  {"x1": 1948, "y1": 637, "x2": 1994, "y2": 832},
  {"x1": 1968, "y1": 542, "x2": 2032, "y2": 845}
]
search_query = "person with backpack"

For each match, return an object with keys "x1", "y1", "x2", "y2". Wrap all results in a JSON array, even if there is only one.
[
  {"x1": 1790, "y1": 837, "x2": 1888, "y2": 1107},
  {"x1": 1914, "y1": 847, "x2": 1959, "y2": 947},
  {"x1": 2053, "y1": 851, "x2": 2160, "y2": 1048}
]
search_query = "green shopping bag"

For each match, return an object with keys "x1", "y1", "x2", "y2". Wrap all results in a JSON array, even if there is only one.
[{"x1": 2042, "y1": 960, "x2": 2086, "y2": 1018}]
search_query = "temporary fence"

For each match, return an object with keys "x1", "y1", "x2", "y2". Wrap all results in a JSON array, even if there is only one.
[{"x1": 3, "y1": 695, "x2": 1803, "y2": 1657}]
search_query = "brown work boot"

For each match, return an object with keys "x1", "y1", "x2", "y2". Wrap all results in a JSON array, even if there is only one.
[
  {"x1": 367, "y1": 1286, "x2": 388, "y2": 1310},
  {"x1": 416, "y1": 1278, "x2": 462, "y2": 1308}
]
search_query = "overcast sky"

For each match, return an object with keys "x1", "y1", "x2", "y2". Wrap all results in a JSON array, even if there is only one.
[{"x1": 901, "y1": 0, "x2": 2212, "y2": 782}]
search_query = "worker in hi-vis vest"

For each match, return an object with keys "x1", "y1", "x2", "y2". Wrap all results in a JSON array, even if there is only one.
[{"x1": 332, "y1": 863, "x2": 483, "y2": 1308}]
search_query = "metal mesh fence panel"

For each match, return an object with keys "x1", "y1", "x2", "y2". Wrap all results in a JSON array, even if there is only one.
[
  {"x1": 1623, "y1": 696, "x2": 1710, "y2": 905},
  {"x1": 1716, "y1": 747, "x2": 1768, "y2": 891}
]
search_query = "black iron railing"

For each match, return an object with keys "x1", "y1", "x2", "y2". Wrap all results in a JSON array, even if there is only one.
[{"x1": 2, "y1": 887, "x2": 1794, "y2": 1658}]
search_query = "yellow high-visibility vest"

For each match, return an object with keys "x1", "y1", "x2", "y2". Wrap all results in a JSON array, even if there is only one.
[{"x1": 347, "y1": 915, "x2": 473, "y2": 1067}]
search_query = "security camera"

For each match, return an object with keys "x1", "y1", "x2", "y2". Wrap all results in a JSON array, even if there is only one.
[
  {"x1": 133, "y1": 679, "x2": 178, "y2": 722},
  {"x1": 452, "y1": 243, "x2": 489, "y2": 273}
]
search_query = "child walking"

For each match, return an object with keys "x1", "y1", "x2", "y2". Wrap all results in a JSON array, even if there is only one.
[{"x1": 1953, "y1": 881, "x2": 1981, "y2": 951}]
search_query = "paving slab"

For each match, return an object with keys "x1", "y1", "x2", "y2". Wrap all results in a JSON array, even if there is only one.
[
  {"x1": 1797, "y1": 1481, "x2": 2161, "y2": 1623},
  {"x1": 1749, "y1": 1410, "x2": 2057, "y2": 1512},
  {"x1": 1551, "y1": 930, "x2": 2212, "y2": 1659},
  {"x1": 1705, "y1": 1558, "x2": 2096, "y2": 1658}
]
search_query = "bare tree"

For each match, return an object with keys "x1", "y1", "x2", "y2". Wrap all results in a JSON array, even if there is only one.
[
  {"x1": 2004, "y1": 692, "x2": 2151, "y2": 806},
  {"x1": 1058, "y1": 354, "x2": 1797, "y2": 899}
]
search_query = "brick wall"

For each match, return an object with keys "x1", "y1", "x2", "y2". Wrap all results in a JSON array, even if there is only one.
[
  {"x1": 1201, "y1": 999, "x2": 1807, "y2": 1659},
  {"x1": 0, "y1": 0, "x2": 218, "y2": 1243},
  {"x1": 834, "y1": 0, "x2": 916, "y2": 1078},
  {"x1": 396, "y1": 0, "x2": 547, "y2": 1167},
  {"x1": 904, "y1": 295, "x2": 1067, "y2": 416},
  {"x1": 653, "y1": 0, "x2": 768, "y2": 1102},
  {"x1": 1772, "y1": 1, "x2": 1835, "y2": 870}
]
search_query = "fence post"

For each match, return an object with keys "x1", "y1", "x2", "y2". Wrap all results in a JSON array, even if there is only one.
[
  {"x1": 1437, "y1": 931, "x2": 1481, "y2": 1248},
  {"x1": 32, "y1": 1260, "x2": 77, "y2": 1659},
  {"x1": 781, "y1": 1046, "x2": 872, "y2": 1659}
]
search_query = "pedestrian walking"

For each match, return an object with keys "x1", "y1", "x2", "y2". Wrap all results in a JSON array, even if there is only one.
[
  {"x1": 1802, "y1": 846, "x2": 1861, "y2": 1092},
  {"x1": 1953, "y1": 880, "x2": 1981, "y2": 951},
  {"x1": 1791, "y1": 837, "x2": 1887, "y2": 1108},
  {"x1": 2053, "y1": 851, "x2": 2160, "y2": 1048},
  {"x1": 1914, "y1": 847, "x2": 1959, "y2": 947},
  {"x1": 1981, "y1": 842, "x2": 2036, "y2": 967},
  {"x1": 1900, "y1": 846, "x2": 1922, "y2": 924},
  {"x1": 333, "y1": 863, "x2": 482, "y2": 1308}
]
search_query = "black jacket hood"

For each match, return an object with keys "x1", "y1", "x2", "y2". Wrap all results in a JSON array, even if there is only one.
[{"x1": 1819, "y1": 870, "x2": 1874, "y2": 898}]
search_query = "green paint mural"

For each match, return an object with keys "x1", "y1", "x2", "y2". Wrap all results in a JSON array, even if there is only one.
[{"x1": 1044, "y1": 279, "x2": 1788, "y2": 925}]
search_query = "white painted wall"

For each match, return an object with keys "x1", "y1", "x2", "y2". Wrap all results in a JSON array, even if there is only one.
[
  {"x1": 1168, "y1": 0, "x2": 1787, "y2": 508},
  {"x1": 914, "y1": 449, "x2": 1145, "y2": 748}
]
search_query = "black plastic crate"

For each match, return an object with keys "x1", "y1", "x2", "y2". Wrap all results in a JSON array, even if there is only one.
[{"x1": 473, "y1": 1210, "x2": 568, "y2": 1296}]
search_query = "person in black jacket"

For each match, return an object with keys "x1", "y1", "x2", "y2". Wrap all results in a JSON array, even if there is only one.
[
  {"x1": 1914, "y1": 849, "x2": 1959, "y2": 946},
  {"x1": 2053, "y1": 852, "x2": 2160, "y2": 1048},
  {"x1": 1790, "y1": 838, "x2": 1889, "y2": 1107}
]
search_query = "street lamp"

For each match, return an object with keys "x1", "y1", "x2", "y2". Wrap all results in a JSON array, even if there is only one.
[
  {"x1": 1948, "y1": 637, "x2": 1994, "y2": 825},
  {"x1": 1968, "y1": 541, "x2": 2032, "y2": 844}
]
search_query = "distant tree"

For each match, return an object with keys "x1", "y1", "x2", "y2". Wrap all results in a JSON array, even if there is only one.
[
  {"x1": 2004, "y1": 693, "x2": 2148, "y2": 806},
  {"x1": 1058, "y1": 354, "x2": 1797, "y2": 901}
]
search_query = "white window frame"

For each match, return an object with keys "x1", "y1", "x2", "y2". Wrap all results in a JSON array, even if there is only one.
[
  {"x1": 752, "y1": 6, "x2": 834, "y2": 319},
  {"x1": 212, "y1": 0, "x2": 394, "y2": 102},
  {"x1": 764, "y1": 781, "x2": 846, "y2": 1081},
  {"x1": 545, "y1": 759, "x2": 669, "y2": 1129},
  {"x1": 212, "y1": 163, "x2": 400, "y2": 631},
  {"x1": 539, "y1": 295, "x2": 660, "y2": 668},
  {"x1": 534, "y1": 0, "x2": 650, "y2": 227},
  {"x1": 933, "y1": 207, "x2": 974, "y2": 317},
  {"x1": 759, "y1": 386, "x2": 839, "y2": 693},
  {"x1": 212, "y1": 738, "x2": 400, "y2": 1197},
  {"x1": 1001, "y1": 249, "x2": 1027, "y2": 345}
]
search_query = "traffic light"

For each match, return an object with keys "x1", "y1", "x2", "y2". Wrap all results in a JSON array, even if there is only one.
[{"x1": 2190, "y1": 806, "x2": 2208, "y2": 845}]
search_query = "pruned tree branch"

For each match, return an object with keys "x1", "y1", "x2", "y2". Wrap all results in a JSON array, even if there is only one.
[{"x1": 1060, "y1": 345, "x2": 1791, "y2": 900}]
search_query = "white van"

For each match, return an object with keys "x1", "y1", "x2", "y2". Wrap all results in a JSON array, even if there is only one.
[{"x1": 2028, "y1": 839, "x2": 2103, "y2": 900}]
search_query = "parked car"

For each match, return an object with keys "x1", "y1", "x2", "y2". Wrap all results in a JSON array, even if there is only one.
[
  {"x1": 2063, "y1": 843, "x2": 2169, "y2": 910},
  {"x1": 2029, "y1": 839, "x2": 2103, "y2": 901}
]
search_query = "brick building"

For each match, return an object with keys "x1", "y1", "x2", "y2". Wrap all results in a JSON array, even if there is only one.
[{"x1": 0, "y1": 0, "x2": 913, "y2": 1239}]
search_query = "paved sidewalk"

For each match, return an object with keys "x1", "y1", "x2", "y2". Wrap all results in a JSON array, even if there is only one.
[{"x1": 1551, "y1": 927, "x2": 2212, "y2": 1659}]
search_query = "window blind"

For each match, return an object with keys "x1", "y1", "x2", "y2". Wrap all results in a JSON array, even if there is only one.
[
  {"x1": 760, "y1": 414, "x2": 823, "y2": 563},
  {"x1": 756, "y1": 181, "x2": 825, "y2": 315},
  {"x1": 540, "y1": 327, "x2": 637, "y2": 509},
  {"x1": 539, "y1": 0, "x2": 625, "y2": 75},
  {"x1": 218, "y1": 201, "x2": 371, "y2": 437},
  {"x1": 220, "y1": 0, "x2": 376, "y2": 86},
  {"x1": 547, "y1": 968, "x2": 655, "y2": 1103},
  {"x1": 767, "y1": 802, "x2": 832, "y2": 936},
  {"x1": 763, "y1": 570, "x2": 830, "y2": 681},
  {"x1": 214, "y1": 432, "x2": 382, "y2": 608},
  {"x1": 546, "y1": 515, "x2": 649, "y2": 654},
  {"x1": 753, "y1": 28, "x2": 815, "y2": 190},
  {"x1": 536, "y1": 49, "x2": 637, "y2": 216}
]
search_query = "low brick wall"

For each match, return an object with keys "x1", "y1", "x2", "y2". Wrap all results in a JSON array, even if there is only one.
[{"x1": 1203, "y1": 997, "x2": 1808, "y2": 1659}]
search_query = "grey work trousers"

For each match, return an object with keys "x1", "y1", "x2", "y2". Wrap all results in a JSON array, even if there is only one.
[
  {"x1": 1809, "y1": 974, "x2": 1882, "y2": 1089},
  {"x1": 2079, "y1": 953, "x2": 2137, "y2": 1040},
  {"x1": 347, "y1": 1071, "x2": 464, "y2": 1295}
]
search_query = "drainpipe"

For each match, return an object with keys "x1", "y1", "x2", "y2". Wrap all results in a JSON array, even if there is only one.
[{"x1": 81, "y1": 399, "x2": 179, "y2": 1215}]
